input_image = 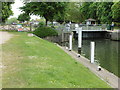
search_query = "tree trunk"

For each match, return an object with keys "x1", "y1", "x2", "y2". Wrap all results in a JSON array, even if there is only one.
[{"x1": 45, "y1": 19, "x2": 48, "y2": 26}]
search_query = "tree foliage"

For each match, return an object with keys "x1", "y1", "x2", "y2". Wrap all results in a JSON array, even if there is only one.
[
  {"x1": 111, "y1": 2, "x2": 120, "y2": 22},
  {"x1": 54, "y1": 2, "x2": 85, "y2": 23},
  {"x1": 54, "y1": 13, "x2": 65, "y2": 24},
  {"x1": 20, "y1": 2, "x2": 120, "y2": 24},
  {"x1": 80, "y1": 2, "x2": 92, "y2": 20},
  {"x1": 17, "y1": 13, "x2": 30, "y2": 22},
  {"x1": 65, "y1": 2, "x2": 85, "y2": 23},
  {"x1": 88, "y1": 3, "x2": 98, "y2": 20},
  {"x1": 1, "y1": 2, "x2": 13, "y2": 23},
  {"x1": 6, "y1": 17, "x2": 18, "y2": 24},
  {"x1": 79, "y1": 2, "x2": 116, "y2": 24},
  {"x1": 20, "y1": 2, "x2": 67, "y2": 25},
  {"x1": 96, "y1": 2, "x2": 113, "y2": 24}
]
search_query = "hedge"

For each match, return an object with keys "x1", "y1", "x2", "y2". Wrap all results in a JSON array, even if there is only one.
[{"x1": 33, "y1": 26, "x2": 58, "y2": 38}]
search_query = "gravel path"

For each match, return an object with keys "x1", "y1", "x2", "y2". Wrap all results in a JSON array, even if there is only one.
[
  {"x1": 0, "y1": 31, "x2": 13, "y2": 89},
  {"x1": 0, "y1": 31, "x2": 13, "y2": 44}
]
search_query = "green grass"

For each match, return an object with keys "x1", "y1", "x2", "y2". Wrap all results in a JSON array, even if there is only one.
[{"x1": 2, "y1": 32, "x2": 111, "y2": 88}]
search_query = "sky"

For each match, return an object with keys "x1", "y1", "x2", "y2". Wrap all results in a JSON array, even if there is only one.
[{"x1": 9, "y1": 0, "x2": 40, "y2": 20}]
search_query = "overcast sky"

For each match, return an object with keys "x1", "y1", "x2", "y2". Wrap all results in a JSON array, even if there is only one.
[{"x1": 9, "y1": 0, "x2": 40, "y2": 20}]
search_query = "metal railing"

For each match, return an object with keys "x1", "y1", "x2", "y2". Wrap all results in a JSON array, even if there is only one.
[
  {"x1": 53, "y1": 24, "x2": 108, "y2": 34},
  {"x1": 0, "y1": 23, "x2": 108, "y2": 33}
]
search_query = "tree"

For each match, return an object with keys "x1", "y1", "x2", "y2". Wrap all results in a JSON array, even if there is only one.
[
  {"x1": 80, "y1": 2, "x2": 92, "y2": 20},
  {"x1": 54, "y1": 12, "x2": 65, "y2": 24},
  {"x1": 79, "y1": 2, "x2": 114, "y2": 24},
  {"x1": 96, "y1": 2, "x2": 113, "y2": 24},
  {"x1": 0, "y1": 2, "x2": 14, "y2": 23},
  {"x1": 111, "y1": 2, "x2": 120, "y2": 22},
  {"x1": 65, "y1": 2, "x2": 85, "y2": 23},
  {"x1": 88, "y1": 3, "x2": 98, "y2": 20},
  {"x1": 17, "y1": 13, "x2": 30, "y2": 22},
  {"x1": 6, "y1": 17, "x2": 18, "y2": 24},
  {"x1": 20, "y1": 2, "x2": 67, "y2": 25}
]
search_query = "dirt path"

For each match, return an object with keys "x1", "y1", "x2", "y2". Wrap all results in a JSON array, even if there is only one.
[
  {"x1": 57, "y1": 45, "x2": 119, "y2": 88},
  {"x1": 0, "y1": 31, "x2": 13, "y2": 89},
  {"x1": 0, "y1": 31, "x2": 13, "y2": 44}
]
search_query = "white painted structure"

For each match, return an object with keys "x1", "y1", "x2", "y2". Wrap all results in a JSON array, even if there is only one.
[
  {"x1": 78, "y1": 27, "x2": 82, "y2": 48},
  {"x1": 90, "y1": 42, "x2": 95, "y2": 63},
  {"x1": 75, "y1": 24, "x2": 79, "y2": 33},
  {"x1": 69, "y1": 34, "x2": 72, "y2": 51},
  {"x1": 65, "y1": 24, "x2": 70, "y2": 31}
]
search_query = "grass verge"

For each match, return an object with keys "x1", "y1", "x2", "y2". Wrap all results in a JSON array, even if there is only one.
[{"x1": 2, "y1": 32, "x2": 111, "y2": 88}]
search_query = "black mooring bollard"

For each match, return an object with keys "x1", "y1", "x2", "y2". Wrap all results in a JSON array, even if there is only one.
[{"x1": 78, "y1": 47, "x2": 81, "y2": 54}]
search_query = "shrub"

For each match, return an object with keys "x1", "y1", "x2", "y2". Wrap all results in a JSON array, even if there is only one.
[
  {"x1": 33, "y1": 26, "x2": 58, "y2": 38},
  {"x1": 38, "y1": 22, "x2": 45, "y2": 27}
]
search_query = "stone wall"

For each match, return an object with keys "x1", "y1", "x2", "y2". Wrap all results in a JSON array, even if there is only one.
[
  {"x1": 111, "y1": 30, "x2": 120, "y2": 41},
  {"x1": 43, "y1": 36, "x2": 61, "y2": 43},
  {"x1": 43, "y1": 33, "x2": 71, "y2": 44}
]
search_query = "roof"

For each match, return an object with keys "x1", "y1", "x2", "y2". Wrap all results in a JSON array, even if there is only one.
[{"x1": 85, "y1": 18, "x2": 96, "y2": 21}]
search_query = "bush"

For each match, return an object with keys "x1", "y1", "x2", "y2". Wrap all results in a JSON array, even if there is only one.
[
  {"x1": 33, "y1": 26, "x2": 58, "y2": 38},
  {"x1": 38, "y1": 22, "x2": 45, "y2": 27}
]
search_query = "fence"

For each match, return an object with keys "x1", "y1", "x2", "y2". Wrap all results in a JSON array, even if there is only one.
[
  {"x1": 82, "y1": 24, "x2": 107, "y2": 30},
  {"x1": 0, "y1": 24, "x2": 38, "y2": 31},
  {"x1": 54, "y1": 24, "x2": 108, "y2": 34}
]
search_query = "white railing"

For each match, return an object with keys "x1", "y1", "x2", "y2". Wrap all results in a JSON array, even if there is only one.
[{"x1": 54, "y1": 24, "x2": 108, "y2": 34}]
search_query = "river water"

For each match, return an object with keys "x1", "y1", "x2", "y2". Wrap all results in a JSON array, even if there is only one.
[{"x1": 72, "y1": 39, "x2": 119, "y2": 77}]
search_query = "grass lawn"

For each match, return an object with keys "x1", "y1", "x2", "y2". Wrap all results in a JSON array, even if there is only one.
[{"x1": 2, "y1": 32, "x2": 111, "y2": 88}]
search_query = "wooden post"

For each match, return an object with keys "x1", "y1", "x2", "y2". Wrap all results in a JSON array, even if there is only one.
[
  {"x1": 90, "y1": 42, "x2": 95, "y2": 63},
  {"x1": 78, "y1": 27, "x2": 82, "y2": 54},
  {"x1": 69, "y1": 33, "x2": 72, "y2": 51}
]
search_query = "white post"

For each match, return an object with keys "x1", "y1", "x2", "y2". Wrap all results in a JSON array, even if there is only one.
[
  {"x1": 69, "y1": 34, "x2": 72, "y2": 51},
  {"x1": 78, "y1": 27, "x2": 82, "y2": 48},
  {"x1": 90, "y1": 42, "x2": 95, "y2": 63},
  {"x1": 78, "y1": 27, "x2": 82, "y2": 54}
]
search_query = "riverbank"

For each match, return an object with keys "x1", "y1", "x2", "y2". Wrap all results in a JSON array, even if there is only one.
[
  {"x1": 34, "y1": 32, "x2": 119, "y2": 88},
  {"x1": 2, "y1": 32, "x2": 110, "y2": 88},
  {"x1": 58, "y1": 45, "x2": 118, "y2": 88}
]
